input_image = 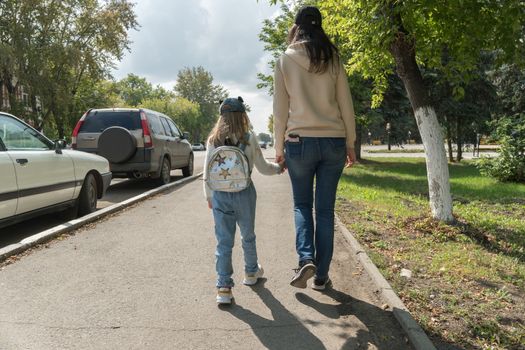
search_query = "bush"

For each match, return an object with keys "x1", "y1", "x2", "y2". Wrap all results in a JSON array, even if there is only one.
[{"x1": 476, "y1": 115, "x2": 525, "y2": 182}]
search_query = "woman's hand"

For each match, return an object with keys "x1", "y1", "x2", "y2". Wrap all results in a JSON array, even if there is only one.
[
  {"x1": 207, "y1": 200, "x2": 213, "y2": 209},
  {"x1": 346, "y1": 147, "x2": 357, "y2": 168},
  {"x1": 276, "y1": 154, "x2": 287, "y2": 172}
]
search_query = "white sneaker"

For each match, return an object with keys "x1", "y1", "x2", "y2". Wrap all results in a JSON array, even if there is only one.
[
  {"x1": 243, "y1": 264, "x2": 264, "y2": 286},
  {"x1": 216, "y1": 287, "x2": 233, "y2": 304}
]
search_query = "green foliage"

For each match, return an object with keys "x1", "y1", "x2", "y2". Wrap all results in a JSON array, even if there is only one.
[
  {"x1": 489, "y1": 64, "x2": 525, "y2": 118},
  {"x1": 257, "y1": 133, "x2": 272, "y2": 143},
  {"x1": 267, "y1": 114, "x2": 274, "y2": 134},
  {"x1": 477, "y1": 115, "x2": 525, "y2": 183},
  {"x1": 117, "y1": 74, "x2": 154, "y2": 107},
  {"x1": 139, "y1": 97, "x2": 200, "y2": 141},
  {"x1": 174, "y1": 66, "x2": 228, "y2": 142},
  {"x1": 320, "y1": 0, "x2": 525, "y2": 106},
  {"x1": 0, "y1": 0, "x2": 138, "y2": 137}
]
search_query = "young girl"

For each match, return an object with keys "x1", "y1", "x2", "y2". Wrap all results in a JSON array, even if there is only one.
[{"x1": 203, "y1": 97, "x2": 283, "y2": 304}]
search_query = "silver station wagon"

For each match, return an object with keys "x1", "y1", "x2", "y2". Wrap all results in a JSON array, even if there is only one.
[{"x1": 72, "y1": 108, "x2": 194, "y2": 185}]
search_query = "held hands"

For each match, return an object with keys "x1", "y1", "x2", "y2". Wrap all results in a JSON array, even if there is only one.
[
  {"x1": 207, "y1": 200, "x2": 212, "y2": 209},
  {"x1": 276, "y1": 154, "x2": 287, "y2": 174},
  {"x1": 346, "y1": 147, "x2": 357, "y2": 168}
]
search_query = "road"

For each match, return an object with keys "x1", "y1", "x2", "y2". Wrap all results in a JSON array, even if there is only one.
[{"x1": 0, "y1": 151, "x2": 207, "y2": 248}]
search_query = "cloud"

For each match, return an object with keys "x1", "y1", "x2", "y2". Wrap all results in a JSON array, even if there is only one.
[{"x1": 114, "y1": 0, "x2": 280, "y2": 133}]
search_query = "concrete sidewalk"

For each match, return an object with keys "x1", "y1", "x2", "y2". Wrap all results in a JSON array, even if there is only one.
[{"x1": 0, "y1": 172, "x2": 411, "y2": 350}]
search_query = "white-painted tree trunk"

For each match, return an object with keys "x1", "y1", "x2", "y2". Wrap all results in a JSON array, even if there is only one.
[{"x1": 414, "y1": 106, "x2": 454, "y2": 223}]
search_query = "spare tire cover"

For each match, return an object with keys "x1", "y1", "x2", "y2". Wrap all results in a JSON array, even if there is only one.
[{"x1": 98, "y1": 126, "x2": 137, "y2": 164}]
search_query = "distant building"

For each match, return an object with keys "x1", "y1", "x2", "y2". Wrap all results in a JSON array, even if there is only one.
[{"x1": 1, "y1": 82, "x2": 42, "y2": 121}]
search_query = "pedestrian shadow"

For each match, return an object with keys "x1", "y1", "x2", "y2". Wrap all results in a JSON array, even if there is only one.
[
  {"x1": 295, "y1": 288, "x2": 411, "y2": 350},
  {"x1": 223, "y1": 278, "x2": 326, "y2": 350}
]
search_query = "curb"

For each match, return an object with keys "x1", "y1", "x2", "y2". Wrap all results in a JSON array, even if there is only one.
[
  {"x1": 0, "y1": 172, "x2": 203, "y2": 263},
  {"x1": 335, "y1": 215, "x2": 436, "y2": 350}
]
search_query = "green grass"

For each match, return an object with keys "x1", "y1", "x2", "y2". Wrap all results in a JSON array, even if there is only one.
[{"x1": 336, "y1": 157, "x2": 525, "y2": 349}]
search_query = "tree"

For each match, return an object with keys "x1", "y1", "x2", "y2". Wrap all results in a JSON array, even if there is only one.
[
  {"x1": 117, "y1": 74, "x2": 154, "y2": 107},
  {"x1": 257, "y1": 133, "x2": 272, "y2": 143},
  {"x1": 140, "y1": 96, "x2": 200, "y2": 141},
  {"x1": 0, "y1": 0, "x2": 138, "y2": 138},
  {"x1": 174, "y1": 66, "x2": 228, "y2": 142},
  {"x1": 267, "y1": 114, "x2": 274, "y2": 134},
  {"x1": 314, "y1": 0, "x2": 525, "y2": 223}
]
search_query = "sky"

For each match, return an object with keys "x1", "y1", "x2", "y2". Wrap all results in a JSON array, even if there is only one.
[{"x1": 113, "y1": 0, "x2": 281, "y2": 134}]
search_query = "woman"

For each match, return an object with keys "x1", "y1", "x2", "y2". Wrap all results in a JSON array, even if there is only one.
[{"x1": 273, "y1": 6, "x2": 357, "y2": 290}]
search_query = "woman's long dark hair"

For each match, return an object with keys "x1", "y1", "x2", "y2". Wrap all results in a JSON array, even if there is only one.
[{"x1": 288, "y1": 23, "x2": 339, "y2": 74}]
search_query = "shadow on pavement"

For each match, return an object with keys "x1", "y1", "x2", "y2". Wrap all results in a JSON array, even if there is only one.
[
  {"x1": 296, "y1": 287, "x2": 410, "y2": 350},
  {"x1": 224, "y1": 278, "x2": 326, "y2": 350}
]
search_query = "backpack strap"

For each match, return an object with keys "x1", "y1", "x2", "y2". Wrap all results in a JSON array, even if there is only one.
[
  {"x1": 238, "y1": 132, "x2": 250, "y2": 152},
  {"x1": 239, "y1": 132, "x2": 252, "y2": 176}
]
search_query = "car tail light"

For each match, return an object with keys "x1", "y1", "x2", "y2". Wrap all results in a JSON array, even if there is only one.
[
  {"x1": 141, "y1": 111, "x2": 153, "y2": 148},
  {"x1": 71, "y1": 112, "x2": 87, "y2": 149}
]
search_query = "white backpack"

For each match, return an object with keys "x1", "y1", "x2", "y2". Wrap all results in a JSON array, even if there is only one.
[{"x1": 206, "y1": 138, "x2": 251, "y2": 192}]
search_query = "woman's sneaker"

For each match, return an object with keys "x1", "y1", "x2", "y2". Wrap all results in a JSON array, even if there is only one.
[
  {"x1": 243, "y1": 264, "x2": 264, "y2": 286},
  {"x1": 290, "y1": 260, "x2": 316, "y2": 288},
  {"x1": 312, "y1": 277, "x2": 331, "y2": 291},
  {"x1": 216, "y1": 287, "x2": 233, "y2": 304}
]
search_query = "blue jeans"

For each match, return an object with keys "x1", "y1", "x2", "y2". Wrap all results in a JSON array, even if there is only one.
[
  {"x1": 285, "y1": 137, "x2": 346, "y2": 280},
  {"x1": 212, "y1": 184, "x2": 258, "y2": 288}
]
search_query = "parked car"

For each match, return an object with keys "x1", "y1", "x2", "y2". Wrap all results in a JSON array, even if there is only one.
[
  {"x1": 72, "y1": 108, "x2": 193, "y2": 185},
  {"x1": 192, "y1": 143, "x2": 205, "y2": 151},
  {"x1": 0, "y1": 112, "x2": 111, "y2": 228},
  {"x1": 258, "y1": 141, "x2": 267, "y2": 149}
]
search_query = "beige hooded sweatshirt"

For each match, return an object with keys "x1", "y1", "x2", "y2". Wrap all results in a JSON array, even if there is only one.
[{"x1": 273, "y1": 43, "x2": 356, "y2": 157}]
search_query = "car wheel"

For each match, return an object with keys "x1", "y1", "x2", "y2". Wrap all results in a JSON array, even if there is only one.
[
  {"x1": 78, "y1": 173, "x2": 98, "y2": 216},
  {"x1": 157, "y1": 157, "x2": 171, "y2": 185},
  {"x1": 182, "y1": 153, "x2": 194, "y2": 177}
]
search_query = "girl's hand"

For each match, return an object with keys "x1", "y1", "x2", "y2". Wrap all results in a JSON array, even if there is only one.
[
  {"x1": 278, "y1": 160, "x2": 287, "y2": 174},
  {"x1": 346, "y1": 148, "x2": 357, "y2": 168},
  {"x1": 276, "y1": 154, "x2": 287, "y2": 173},
  {"x1": 207, "y1": 200, "x2": 213, "y2": 209}
]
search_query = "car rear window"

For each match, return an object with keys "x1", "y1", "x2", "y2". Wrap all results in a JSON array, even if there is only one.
[{"x1": 80, "y1": 111, "x2": 141, "y2": 132}]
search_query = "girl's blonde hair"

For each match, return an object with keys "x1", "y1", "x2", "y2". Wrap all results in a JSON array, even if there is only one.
[{"x1": 208, "y1": 111, "x2": 251, "y2": 147}]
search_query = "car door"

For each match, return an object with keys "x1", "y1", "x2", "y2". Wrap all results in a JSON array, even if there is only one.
[
  {"x1": 0, "y1": 139, "x2": 18, "y2": 220},
  {"x1": 0, "y1": 115, "x2": 76, "y2": 215},
  {"x1": 166, "y1": 118, "x2": 188, "y2": 167},
  {"x1": 159, "y1": 116, "x2": 179, "y2": 167}
]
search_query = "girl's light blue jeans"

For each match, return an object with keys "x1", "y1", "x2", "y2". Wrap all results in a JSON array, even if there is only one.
[
  {"x1": 285, "y1": 137, "x2": 346, "y2": 280},
  {"x1": 212, "y1": 183, "x2": 258, "y2": 288}
]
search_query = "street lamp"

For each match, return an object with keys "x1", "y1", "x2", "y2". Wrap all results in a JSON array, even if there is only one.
[{"x1": 386, "y1": 122, "x2": 391, "y2": 151}]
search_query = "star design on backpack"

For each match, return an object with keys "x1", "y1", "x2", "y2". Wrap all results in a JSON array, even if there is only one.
[
  {"x1": 215, "y1": 155, "x2": 227, "y2": 165},
  {"x1": 220, "y1": 168, "x2": 231, "y2": 179}
]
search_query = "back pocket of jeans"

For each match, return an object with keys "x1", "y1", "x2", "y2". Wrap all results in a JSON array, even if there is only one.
[{"x1": 285, "y1": 141, "x2": 302, "y2": 158}]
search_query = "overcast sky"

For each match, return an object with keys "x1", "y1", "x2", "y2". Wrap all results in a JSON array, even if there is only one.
[{"x1": 113, "y1": 0, "x2": 280, "y2": 134}]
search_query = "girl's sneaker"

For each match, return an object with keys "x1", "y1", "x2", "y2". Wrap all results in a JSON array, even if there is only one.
[
  {"x1": 216, "y1": 287, "x2": 233, "y2": 304},
  {"x1": 243, "y1": 264, "x2": 264, "y2": 286},
  {"x1": 311, "y1": 277, "x2": 331, "y2": 291}
]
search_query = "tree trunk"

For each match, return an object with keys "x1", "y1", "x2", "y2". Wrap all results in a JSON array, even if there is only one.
[
  {"x1": 390, "y1": 32, "x2": 454, "y2": 223},
  {"x1": 446, "y1": 118, "x2": 454, "y2": 162},
  {"x1": 456, "y1": 118, "x2": 463, "y2": 162},
  {"x1": 355, "y1": 122, "x2": 362, "y2": 161}
]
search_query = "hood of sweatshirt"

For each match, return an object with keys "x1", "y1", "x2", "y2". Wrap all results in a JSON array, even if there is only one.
[{"x1": 284, "y1": 42, "x2": 311, "y2": 71}]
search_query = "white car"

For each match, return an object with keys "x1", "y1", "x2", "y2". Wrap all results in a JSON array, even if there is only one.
[
  {"x1": 192, "y1": 143, "x2": 205, "y2": 151},
  {"x1": 0, "y1": 112, "x2": 112, "y2": 228}
]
